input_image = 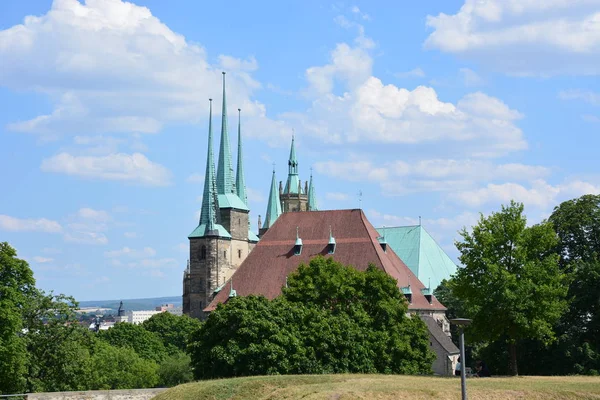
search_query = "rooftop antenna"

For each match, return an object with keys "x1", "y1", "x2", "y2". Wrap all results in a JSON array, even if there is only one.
[{"x1": 358, "y1": 190, "x2": 363, "y2": 209}]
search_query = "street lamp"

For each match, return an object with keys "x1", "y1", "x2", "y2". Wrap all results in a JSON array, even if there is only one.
[{"x1": 450, "y1": 318, "x2": 472, "y2": 400}]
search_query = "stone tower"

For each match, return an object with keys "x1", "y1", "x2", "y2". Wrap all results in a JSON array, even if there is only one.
[{"x1": 183, "y1": 74, "x2": 258, "y2": 320}]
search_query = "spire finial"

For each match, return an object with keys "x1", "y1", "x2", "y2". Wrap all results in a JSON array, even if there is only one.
[
  {"x1": 296, "y1": 226, "x2": 299, "y2": 239},
  {"x1": 419, "y1": 216, "x2": 422, "y2": 226},
  {"x1": 235, "y1": 106, "x2": 247, "y2": 205},
  {"x1": 358, "y1": 190, "x2": 363, "y2": 209}
]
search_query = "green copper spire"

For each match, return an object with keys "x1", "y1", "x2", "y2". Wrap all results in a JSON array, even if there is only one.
[
  {"x1": 217, "y1": 72, "x2": 235, "y2": 195},
  {"x1": 235, "y1": 108, "x2": 247, "y2": 205},
  {"x1": 189, "y1": 99, "x2": 230, "y2": 239},
  {"x1": 283, "y1": 135, "x2": 301, "y2": 194},
  {"x1": 307, "y1": 171, "x2": 318, "y2": 211},
  {"x1": 263, "y1": 170, "x2": 282, "y2": 229}
]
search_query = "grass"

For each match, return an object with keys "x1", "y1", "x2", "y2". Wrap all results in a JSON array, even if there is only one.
[{"x1": 154, "y1": 374, "x2": 600, "y2": 400}]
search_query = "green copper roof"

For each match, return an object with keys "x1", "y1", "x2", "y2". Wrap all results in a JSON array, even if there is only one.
[
  {"x1": 263, "y1": 170, "x2": 282, "y2": 229},
  {"x1": 248, "y1": 229, "x2": 259, "y2": 242},
  {"x1": 283, "y1": 136, "x2": 301, "y2": 194},
  {"x1": 377, "y1": 225, "x2": 457, "y2": 291},
  {"x1": 307, "y1": 173, "x2": 317, "y2": 211},
  {"x1": 217, "y1": 72, "x2": 235, "y2": 196},
  {"x1": 190, "y1": 99, "x2": 230, "y2": 239},
  {"x1": 217, "y1": 193, "x2": 249, "y2": 211},
  {"x1": 235, "y1": 108, "x2": 247, "y2": 206}
]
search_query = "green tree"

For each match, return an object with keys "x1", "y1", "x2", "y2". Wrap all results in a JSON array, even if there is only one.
[
  {"x1": 189, "y1": 256, "x2": 434, "y2": 379},
  {"x1": 88, "y1": 341, "x2": 159, "y2": 389},
  {"x1": 0, "y1": 242, "x2": 36, "y2": 394},
  {"x1": 97, "y1": 322, "x2": 167, "y2": 363},
  {"x1": 453, "y1": 201, "x2": 568, "y2": 376},
  {"x1": 142, "y1": 312, "x2": 201, "y2": 352},
  {"x1": 548, "y1": 194, "x2": 600, "y2": 269},
  {"x1": 158, "y1": 352, "x2": 194, "y2": 387}
]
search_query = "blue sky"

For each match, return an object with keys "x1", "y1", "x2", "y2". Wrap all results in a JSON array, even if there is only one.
[{"x1": 1, "y1": 0, "x2": 599, "y2": 301}]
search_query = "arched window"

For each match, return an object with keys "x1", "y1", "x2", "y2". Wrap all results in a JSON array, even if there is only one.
[{"x1": 200, "y1": 245, "x2": 207, "y2": 260}]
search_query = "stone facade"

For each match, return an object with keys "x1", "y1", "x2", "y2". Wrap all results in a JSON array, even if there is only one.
[{"x1": 280, "y1": 182, "x2": 308, "y2": 212}]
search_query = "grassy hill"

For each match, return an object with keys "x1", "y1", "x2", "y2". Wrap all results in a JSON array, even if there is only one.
[
  {"x1": 78, "y1": 296, "x2": 181, "y2": 312},
  {"x1": 154, "y1": 374, "x2": 600, "y2": 400}
]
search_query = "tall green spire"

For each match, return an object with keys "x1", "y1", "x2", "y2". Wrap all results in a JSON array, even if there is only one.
[
  {"x1": 307, "y1": 171, "x2": 317, "y2": 211},
  {"x1": 235, "y1": 108, "x2": 247, "y2": 205},
  {"x1": 217, "y1": 71, "x2": 235, "y2": 195},
  {"x1": 283, "y1": 135, "x2": 301, "y2": 194},
  {"x1": 189, "y1": 99, "x2": 230, "y2": 238},
  {"x1": 263, "y1": 170, "x2": 282, "y2": 229}
]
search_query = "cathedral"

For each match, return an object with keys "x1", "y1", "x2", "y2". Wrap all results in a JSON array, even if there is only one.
[{"x1": 182, "y1": 72, "x2": 316, "y2": 318}]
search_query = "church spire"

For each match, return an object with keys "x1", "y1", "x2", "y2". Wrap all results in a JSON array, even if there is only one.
[
  {"x1": 236, "y1": 108, "x2": 247, "y2": 205},
  {"x1": 263, "y1": 169, "x2": 282, "y2": 229},
  {"x1": 283, "y1": 135, "x2": 301, "y2": 194},
  {"x1": 190, "y1": 99, "x2": 230, "y2": 239},
  {"x1": 217, "y1": 72, "x2": 234, "y2": 195},
  {"x1": 308, "y1": 171, "x2": 317, "y2": 211},
  {"x1": 199, "y1": 99, "x2": 217, "y2": 232}
]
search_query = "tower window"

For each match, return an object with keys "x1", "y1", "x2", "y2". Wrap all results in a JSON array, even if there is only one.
[
  {"x1": 223, "y1": 250, "x2": 227, "y2": 259},
  {"x1": 238, "y1": 218, "x2": 241, "y2": 226},
  {"x1": 238, "y1": 249, "x2": 242, "y2": 258},
  {"x1": 200, "y1": 246, "x2": 207, "y2": 260}
]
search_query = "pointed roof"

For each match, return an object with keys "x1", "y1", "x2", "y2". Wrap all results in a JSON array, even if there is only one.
[
  {"x1": 206, "y1": 209, "x2": 445, "y2": 312},
  {"x1": 263, "y1": 170, "x2": 282, "y2": 229},
  {"x1": 189, "y1": 99, "x2": 230, "y2": 239},
  {"x1": 235, "y1": 108, "x2": 247, "y2": 206},
  {"x1": 217, "y1": 72, "x2": 234, "y2": 195},
  {"x1": 307, "y1": 172, "x2": 317, "y2": 211},
  {"x1": 215, "y1": 72, "x2": 248, "y2": 211},
  {"x1": 283, "y1": 135, "x2": 302, "y2": 194},
  {"x1": 376, "y1": 225, "x2": 457, "y2": 292}
]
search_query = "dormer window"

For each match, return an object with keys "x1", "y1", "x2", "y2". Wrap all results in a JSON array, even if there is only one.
[
  {"x1": 294, "y1": 227, "x2": 303, "y2": 255},
  {"x1": 328, "y1": 226, "x2": 336, "y2": 254},
  {"x1": 401, "y1": 286, "x2": 412, "y2": 304}
]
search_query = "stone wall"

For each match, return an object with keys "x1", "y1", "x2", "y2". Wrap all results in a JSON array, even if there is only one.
[{"x1": 26, "y1": 388, "x2": 166, "y2": 400}]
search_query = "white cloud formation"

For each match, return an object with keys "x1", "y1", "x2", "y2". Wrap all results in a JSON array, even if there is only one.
[
  {"x1": 559, "y1": 89, "x2": 600, "y2": 105},
  {"x1": 424, "y1": 0, "x2": 600, "y2": 76},
  {"x1": 186, "y1": 173, "x2": 204, "y2": 184},
  {"x1": 0, "y1": 215, "x2": 62, "y2": 233},
  {"x1": 326, "y1": 192, "x2": 350, "y2": 201},
  {"x1": 292, "y1": 36, "x2": 526, "y2": 156},
  {"x1": 0, "y1": 0, "x2": 278, "y2": 141},
  {"x1": 64, "y1": 231, "x2": 108, "y2": 245},
  {"x1": 452, "y1": 180, "x2": 600, "y2": 208},
  {"x1": 64, "y1": 207, "x2": 111, "y2": 245},
  {"x1": 395, "y1": 68, "x2": 426, "y2": 79},
  {"x1": 104, "y1": 246, "x2": 156, "y2": 258},
  {"x1": 33, "y1": 256, "x2": 54, "y2": 263},
  {"x1": 459, "y1": 68, "x2": 485, "y2": 87},
  {"x1": 123, "y1": 232, "x2": 137, "y2": 238},
  {"x1": 41, "y1": 152, "x2": 172, "y2": 186}
]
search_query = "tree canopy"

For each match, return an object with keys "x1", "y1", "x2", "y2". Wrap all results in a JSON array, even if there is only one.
[
  {"x1": 452, "y1": 201, "x2": 568, "y2": 376},
  {"x1": 188, "y1": 256, "x2": 434, "y2": 379}
]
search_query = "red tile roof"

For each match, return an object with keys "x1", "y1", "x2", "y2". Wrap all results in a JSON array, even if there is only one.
[{"x1": 206, "y1": 209, "x2": 446, "y2": 312}]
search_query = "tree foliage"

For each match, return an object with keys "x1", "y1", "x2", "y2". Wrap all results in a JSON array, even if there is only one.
[
  {"x1": 97, "y1": 322, "x2": 167, "y2": 363},
  {"x1": 143, "y1": 312, "x2": 201, "y2": 353},
  {"x1": 453, "y1": 201, "x2": 568, "y2": 376},
  {"x1": 189, "y1": 256, "x2": 434, "y2": 379}
]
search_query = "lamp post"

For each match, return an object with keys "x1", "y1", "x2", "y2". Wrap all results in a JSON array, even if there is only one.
[{"x1": 450, "y1": 318, "x2": 472, "y2": 400}]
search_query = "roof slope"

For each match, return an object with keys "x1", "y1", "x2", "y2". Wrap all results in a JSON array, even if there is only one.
[
  {"x1": 420, "y1": 315, "x2": 459, "y2": 355},
  {"x1": 207, "y1": 209, "x2": 445, "y2": 312},
  {"x1": 377, "y1": 225, "x2": 457, "y2": 292}
]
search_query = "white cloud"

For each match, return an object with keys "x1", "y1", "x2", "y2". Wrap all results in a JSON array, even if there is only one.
[
  {"x1": 41, "y1": 152, "x2": 172, "y2": 186},
  {"x1": 33, "y1": 256, "x2": 54, "y2": 263},
  {"x1": 326, "y1": 192, "x2": 350, "y2": 201},
  {"x1": 64, "y1": 231, "x2": 108, "y2": 245},
  {"x1": 314, "y1": 160, "x2": 389, "y2": 182},
  {"x1": 186, "y1": 173, "x2": 204, "y2": 183},
  {"x1": 425, "y1": 0, "x2": 600, "y2": 76},
  {"x1": 124, "y1": 231, "x2": 137, "y2": 238},
  {"x1": 395, "y1": 68, "x2": 426, "y2": 79},
  {"x1": 293, "y1": 35, "x2": 526, "y2": 156},
  {"x1": 104, "y1": 246, "x2": 156, "y2": 258},
  {"x1": 459, "y1": 68, "x2": 485, "y2": 87},
  {"x1": 452, "y1": 180, "x2": 600, "y2": 209},
  {"x1": 0, "y1": 215, "x2": 62, "y2": 233},
  {"x1": 64, "y1": 207, "x2": 111, "y2": 245},
  {"x1": 77, "y1": 207, "x2": 111, "y2": 222},
  {"x1": 559, "y1": 89, "x2": 600, "y2": 105},
  {"x1": 0, "y1": 0, "x2": 272, "y2": 139},
  {"x1": 247, "y1": 187, "x2": 265, "y2": 204}
]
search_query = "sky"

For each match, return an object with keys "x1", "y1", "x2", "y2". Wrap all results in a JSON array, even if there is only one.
[{"x1": 1, "y1": 0, "x2": 599, "y2": 301}]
